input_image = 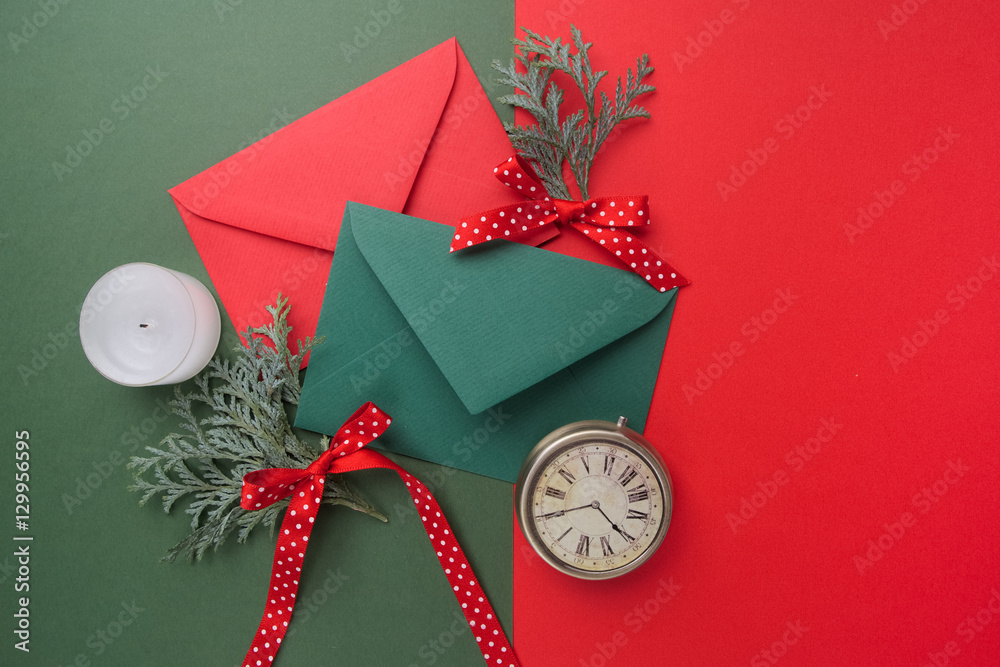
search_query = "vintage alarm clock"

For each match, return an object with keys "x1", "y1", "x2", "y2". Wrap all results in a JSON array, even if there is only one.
[{"x1": 515, "y1": 417, "x2": 673, "y2": 580}]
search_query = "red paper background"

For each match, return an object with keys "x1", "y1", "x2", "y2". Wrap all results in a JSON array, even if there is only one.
[{"x1": 512, "y1": 1, "x2": 1000, "y2": 665}]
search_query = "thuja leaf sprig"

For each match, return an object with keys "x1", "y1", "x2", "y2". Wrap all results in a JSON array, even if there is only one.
[
  {"x1": 128, "y1": 294, "x2": 385, "y2": 563},
  {"x1": 493, "y1": 24, "x2": 655, "y2": 201}
]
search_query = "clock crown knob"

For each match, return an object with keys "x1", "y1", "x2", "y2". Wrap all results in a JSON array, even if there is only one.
[{"x1": 617, "y1": 416, "x2": 628, "y2": 429}]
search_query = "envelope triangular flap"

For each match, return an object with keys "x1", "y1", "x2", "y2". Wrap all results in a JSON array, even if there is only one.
[
  {"x1": 168, "y1": 39, "x2": 459, "y2": 251},
  {"x1": 348, "y1": 202, "x2": 672, "y2": 414}
]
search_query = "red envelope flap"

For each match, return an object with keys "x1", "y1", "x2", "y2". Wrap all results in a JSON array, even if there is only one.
[
  {"x1": 168, "y1": 39, "x2": 459, "y2": 252},
  {"x1": 402, "y1": 42, "x2": 557, "y2": 247}
]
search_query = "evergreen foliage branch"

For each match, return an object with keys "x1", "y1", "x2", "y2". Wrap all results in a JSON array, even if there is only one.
[
  {"x1": 128, "y1": 294, "x2": 386, "y2": 563},
  {"x1": 493, "y1": 25, "x2": 655, "y2": 200}
]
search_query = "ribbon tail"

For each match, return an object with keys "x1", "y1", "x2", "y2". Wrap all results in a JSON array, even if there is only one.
[
  {"x1": 394, "y1": 466, "x2": 520, "y2": 667},
  {"x1": 242, "y1": 474, "x2": 325, "y2": 667},
  {"x1": 329, "y1": 449, "x2": 521, "y2": 667},
  {"x1": 240, "y1": 399, "x2": 519, "y2": 667},
  {"x1": 572, "y1": 222, "x2": 691, "y2": 292}
]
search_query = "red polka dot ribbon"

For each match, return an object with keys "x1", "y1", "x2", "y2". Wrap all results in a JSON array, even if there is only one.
[
  {"x1": 239, "y1": 403, "x2": 520, "y2": 667},
  {"x1": 451, "y1": 155, "x2": 690, "y2": 293}
]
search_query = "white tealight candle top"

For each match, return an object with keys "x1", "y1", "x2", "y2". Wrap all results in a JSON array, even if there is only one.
[{"x1": 79, "y1": 263, "x2": 221, "y2": 386}]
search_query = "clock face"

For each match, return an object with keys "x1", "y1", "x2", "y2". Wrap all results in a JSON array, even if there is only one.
[{"x1": 527, "y1": 438, "x2": 668, "y2": 576}]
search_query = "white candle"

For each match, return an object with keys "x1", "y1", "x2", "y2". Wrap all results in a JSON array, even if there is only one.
[{"x1": 79, "y1": 262, "x2": 221, "y2": 386}]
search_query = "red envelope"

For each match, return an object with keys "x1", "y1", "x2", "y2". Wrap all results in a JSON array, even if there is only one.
[{"x1": 169, "y1": 38, "x2": 551, "y2": 346}]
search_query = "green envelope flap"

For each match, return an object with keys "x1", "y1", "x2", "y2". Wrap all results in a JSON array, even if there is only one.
[
  {"x1": 295, "y1": 202, "x2": 678, "y2": 482},
  {"x1": 348, "y1": 202, "x2": 672, "y2": 414}
]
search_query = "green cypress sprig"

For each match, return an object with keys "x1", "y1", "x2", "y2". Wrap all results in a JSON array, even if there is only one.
[
  {"x1": 128, "y1": 295, "x2": 385, "y2": 563},
  {"x1": 493, "y1": 25, "x2": 655, "y2": 200}
]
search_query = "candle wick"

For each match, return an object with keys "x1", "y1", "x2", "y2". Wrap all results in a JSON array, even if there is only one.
[{"x1": 139, "y1": 323, "x2": 149, "y2": 328}]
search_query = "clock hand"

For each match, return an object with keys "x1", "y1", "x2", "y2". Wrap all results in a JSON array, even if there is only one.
[
  {"x1": 565, "y1": 503, "x2": 597, "y2": 513},
  {"x1": 536, "y1": 503, "x2": 598, "y2": 520},
  {"x1": 592, "y1": 504, "x2": 616, "y2": 527},
  {"x1": 592, "y1": 503, "x2": 636, "y2": 543},
  {"x1": 611, "y1": 523, "x2": 636, "y2": 543}
]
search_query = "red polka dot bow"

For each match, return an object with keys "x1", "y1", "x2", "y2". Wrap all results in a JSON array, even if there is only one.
[
  {"x1": 240, "y1": 403, "x2": 520, "y2": 667},
  {"x1": 451, "y1": 155, "x2": 690, "y2": 293}
]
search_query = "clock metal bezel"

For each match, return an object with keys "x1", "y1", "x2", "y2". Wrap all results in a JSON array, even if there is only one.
[{"x1": 515, "y1": 419, "x2": 673, "y2": 580}]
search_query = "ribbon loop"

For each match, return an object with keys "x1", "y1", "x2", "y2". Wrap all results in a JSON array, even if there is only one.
[
  {"x1": 493, "y1": 154, "x2": 547, "y2": 196},
  {"x1": 454, "y1": 156, "x2": 690, "y2": 293},
  {"x1": 240, "y1": 403, "x2": 520, "y2": 667},
  {"x1": 327, "y1": 402, "x2": 392, "y2": 457},
  {"x1": 451, "y1": 200, "x2": 558, "y2": 251}
]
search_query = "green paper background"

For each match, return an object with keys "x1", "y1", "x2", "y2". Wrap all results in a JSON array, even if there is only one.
[{"x1": 0, "y1": 2, "x2": 514, "y2": 665}]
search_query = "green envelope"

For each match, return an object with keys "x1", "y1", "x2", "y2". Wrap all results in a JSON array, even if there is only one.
[{"x1": 296, "y1": 203, "x2": 677, "y2": 482}]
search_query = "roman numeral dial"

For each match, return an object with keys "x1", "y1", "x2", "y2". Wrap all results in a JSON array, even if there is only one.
[
  {"x1": 600, "y1": 536, "x2": 614, "y2": 556},
  {"x1": 627, "y1": 487, "x2": 649, "y2": 503},
  {"x1": 519, "y1": 421, "x2": 672, "y2": 580}
]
